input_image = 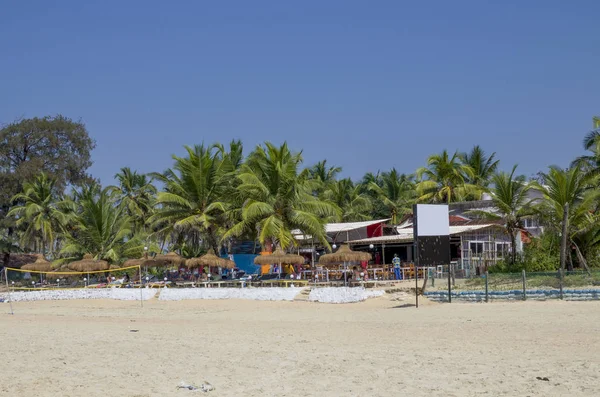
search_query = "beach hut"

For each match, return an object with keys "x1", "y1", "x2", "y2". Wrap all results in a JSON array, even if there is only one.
[
  {"x1": 254, "y1": 249, "x2": 304, "y2": 276},
  {"x1": 319, "y1": 244, "x2": 370, "y2": 286}
]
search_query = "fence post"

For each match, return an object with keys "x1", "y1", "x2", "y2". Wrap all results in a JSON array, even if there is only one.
[
  {"x1": 431, "y1": 268, "x2": 435, "y2": 288},
  {"x1": 521, "y1": 270, "x2": 526, "y2": 301},
  {"x1": 559, "y1": 268, "x2": 564, "y2": 300},
  {"x1": 447, "y1": 263, "x2": 452, "y2": 303},
  {"x1": 485, "y1": 271, "x2": 489, "y2": 303}
]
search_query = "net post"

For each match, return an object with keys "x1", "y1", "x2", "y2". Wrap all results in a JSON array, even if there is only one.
[
  {"x1": 521, "y1": 270, "x2": 526, "y2": 301},
  {"x1": 485, "y1": 271, "x2": 489, "y2": 303},
  {"x1": 5, "y1": 267, "x2": 14, "y2": 315},
  {"x1": 139, "y1": 266, "x2": 143, "y2": 308}
]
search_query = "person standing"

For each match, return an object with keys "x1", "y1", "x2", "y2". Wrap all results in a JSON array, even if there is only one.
[{"x1": 392, "y1": 254, "x2": 402, "y2": 280}]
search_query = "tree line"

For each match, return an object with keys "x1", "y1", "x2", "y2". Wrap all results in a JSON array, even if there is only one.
[{"x1": 1, "y1": 115, "x2": 600, "y2": 271}]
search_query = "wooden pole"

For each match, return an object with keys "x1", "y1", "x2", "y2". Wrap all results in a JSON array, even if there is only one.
[
  {"x1": 139, "y1": 266, "x2": 143, "y2": 308},
  {"x1": 485, "y1": 271, "x2": 489, "y2": 303},
  {"x1": 560, "y1": 203, "x2": 569, "y2": 273},
  {"x1": 5, "y1": 268, "x2": 14, "y2": 315},
  {"x1": 522, "y1": 269, "x2": 526, "y2": 301}
]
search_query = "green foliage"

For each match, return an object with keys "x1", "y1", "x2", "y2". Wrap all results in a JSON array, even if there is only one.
[
  {"x1": 224, "y1": 142, "x2": 339, "y2": 250},
  {"x1": 489, "y1": 233, "x2": 560, "y2": 273},
  {"x1": 0, "y1": 115, "x2": 95, "y2": 231},
  {"x1": 416, "y1": 150, "x2": 480, "y2": 203},
  {"x1": 59, "y1": 187, "x2": 133, "y2": 263}
]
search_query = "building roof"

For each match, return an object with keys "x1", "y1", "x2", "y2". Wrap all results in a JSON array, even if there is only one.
[
  {"x1": 292, "y1": 219, "x2": 389, "y2": 238},
  {"x1": 347, "y1": 224, "x2": 503, "y2": 245}
]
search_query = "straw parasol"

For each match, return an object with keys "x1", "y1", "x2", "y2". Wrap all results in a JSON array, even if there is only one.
[
  {"x1": 319, "y1": 244, "x2": 370, "y2": 286},
  {"x1": 122, "y1": 257, "x2": 169, "y2": 268},
  {"x1": 21, "y1": 254, "x2": 54, "y2": 272},
  {"x1": 254, "y1": 249, "x2": 304, "y2": 276},
  {"x1": 153, "y1": 252, "x2": 186, "y2": 267},
  {"x1": 319, "y1": 245, "x2": 370, "y2": 264},
  {"x1": 186, "y1": 249, "x2": 235, "y2": 269},
  {"x1": 254, "y1": 249, "x2": 304, "y2": 265},
  {"x1": 67, "y1": 254, "x2": 110, "y2": 272}
]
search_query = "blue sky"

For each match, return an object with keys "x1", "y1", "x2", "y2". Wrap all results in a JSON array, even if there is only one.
[{"x1": 1, "y1": 0, "x2": 598, "y2": 184}]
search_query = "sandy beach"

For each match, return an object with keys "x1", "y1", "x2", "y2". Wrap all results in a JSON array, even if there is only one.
[{"x1": 1, "y1": 296, "x2": 599, "y2": 397}]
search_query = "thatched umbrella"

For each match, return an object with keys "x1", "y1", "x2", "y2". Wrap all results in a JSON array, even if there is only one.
[
  {"x1": 254, "y1": 249, "x2": 304, "y2": 276},
  {"x1": 122, "y1": 257, "x2": 168, "y2": 268},
  {"x1": 153, "y1": 252, "x2": 186, "y2": 267},
  {"x1": 21, "y1": 254, "x2": 53, "y2": 283},
  {"x1": 21, "y1": 255, "x2": 53, "y2": 272},
  {"x1": 319, "y1": 245, "x2": 370, "y2": 286},
  {"x1": 67, "y1": 254, "x2": 110, "y2": 272},
  {"x1": 186, "y1": 249, "x2": 236, "y2": 270}
]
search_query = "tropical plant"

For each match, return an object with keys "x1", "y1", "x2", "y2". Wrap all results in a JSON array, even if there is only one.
[
  {"x1": 460, "y1": 145, "x2": 499, "y2": 190},
  {"x1": 109, "y1": 167, "x2": 156, "y2": 233},
  {"x1": 59, "y1": 187, "x2": 135, "y2": 263},
  {"x1": 224, "y1": 142, "x2": 339, "y2": 250},
  {"x1": 7, "y1": 173, "x2": 69, "y2": 255},
  {"x1": 148, "y1": 144, "x2": 231, "y2": 253},
  {"x1": 416, "y1": 150, "x2": 478, "y2": 203},
  {"x1": 309, "y1": 159, "x2": 342, "y2": 196},
  {"x1": 323, "y1": 178, "x2": 372, "y2": 222},
  {"x1": 368, "y1": 169, "x2": 416, "y2": 224},
  {"x1": 469, "y1": 166, "x2": 532, "y2": 264},
  {"x1": 534, "y1": 166, "x2": 599, "y2": 271}
]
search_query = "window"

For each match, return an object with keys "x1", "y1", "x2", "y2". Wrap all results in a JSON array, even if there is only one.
[
  {"x1": 523, "y1": 218, "x2": 538, "y2": 229},
  {"x1": 469, "y1": 242, "x2": 484, "y2": 255},
  {"x1": 496, "y1": 243, "x2": 510, "y2": 258}
]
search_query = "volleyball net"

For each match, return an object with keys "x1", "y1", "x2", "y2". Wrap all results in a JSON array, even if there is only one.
[
  {"x1": 1, "y1": 265, "x2": 154, "y2": 314},
  {"x1": 3, "y1": 265, "x2": 144, "y2": 291}
]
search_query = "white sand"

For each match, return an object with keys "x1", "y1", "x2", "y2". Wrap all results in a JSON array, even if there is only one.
[{"x1": 1, "y1": 296, "x2": 599, "y2": 397}]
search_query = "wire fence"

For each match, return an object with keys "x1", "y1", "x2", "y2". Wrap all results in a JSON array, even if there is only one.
[{"x1": 424, "y1": 269, "x2": 600, "y2": 302}]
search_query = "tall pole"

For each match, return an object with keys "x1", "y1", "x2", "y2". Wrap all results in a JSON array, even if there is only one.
[
  {"x1": 139, "y1": 266, "x2": 143, "y2": 308},
  {"x1": 560, "y1": 203, "x2": 569, "y2": 273},
  {"x1": 5, "y1": 268, "x2": 14, "y2": 315}
]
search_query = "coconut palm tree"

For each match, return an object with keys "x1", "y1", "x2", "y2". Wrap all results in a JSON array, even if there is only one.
[
  {"x1": 323, "y1": 178, "x2": 372, "y2": 222},
  {"x1": 109, "y1": 167, "x2": 156, "y2": 233},
  {"x1": 148, "y1": 144, "x2": 231, "y2": 253},
  {"x1": 8, "y1": 173, "x2": 69, "y2": 255},
  {"x1": 309, "y1": 159, "x2": 342, "y2": 196},
  {"x1": 59, "y1": 186, "x2": 135, "y2": 263},
  {"x1": 368, "y1": 169, "x2": 416, "y2": 224},
  {"x1": 534, "y1": 165, "x2": 599, "y2": 271},
  {"x1": 469, "y1": 166, "x2": 532, "y2": 264},
  {"x1": 223, "y1": 142, "x2": 339, "y2": 251},
  {"x1": 416, "y1": 150, "x2": 478, "y2": 203},
  {"x1": 460, "y1": 145, "x2": 499, "y2": 191},
  {"x1": 571, "y1": 126, "x2": 600, "y2": 178}
]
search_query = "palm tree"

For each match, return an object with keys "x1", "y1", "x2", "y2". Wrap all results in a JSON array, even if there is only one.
[
  {"x1": 60, "y1": 186, "x2": 135, "y2": 263},
  {"x1": 368, "y1": 169, "x2": 416, "y2": 224},
  {"x1": 8, "y1": 173, "x2": 68, "y2": 255},
  {"x1": 571, "y1": 126, "x2": 600, "y2": 178},
  {"x1": 224, "y1": 142, "x2": 339, "y2": 251},
  {"x1": 310, "y1": 159, "x2": 342, "y2": 185},
  {"x1": 109, "y1": 167, "x2": 156, "y2": 233},
  {"x1": 535, "y1": 165, "x2": 599, "y2": 271},
  {"x1": 460, "y1": 145, "x2": 499, "y2": 190},
  {"x1": 416, "y1": 150, "x2": 478, "y2": 203},
  {"x1": 148, "y1": 144, "x2": 231, "y2": 253},
  {"x1": 469, "y1": 166, "x2": 532, "y2": 264},
  {"x1": 309, "y1": 159, "x2": 342, "y2": 196},
  {"x1": 323, "y1": 178, "x2": 372, "y2": 222}
]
